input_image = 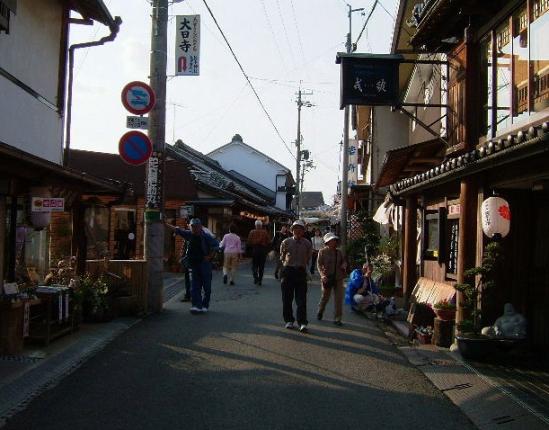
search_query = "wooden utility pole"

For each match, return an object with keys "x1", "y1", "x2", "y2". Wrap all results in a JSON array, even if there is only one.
[{"x1": 145, "y1": 0, "x2": 168, "y2": 313}]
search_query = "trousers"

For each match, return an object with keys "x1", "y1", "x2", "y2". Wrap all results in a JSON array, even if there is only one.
[
  {"x1": 280, "y1": 266, "x2": 308, "y2": 325},
  {"x1": 251, "y1": 245, "x2": 268, "y2": 282},
  {"x1": 190, "y1": 261, "x2": 212, "y2": 309},
  {"x1": 318, "y1": 279, "x2": 344, "y2": 321}
]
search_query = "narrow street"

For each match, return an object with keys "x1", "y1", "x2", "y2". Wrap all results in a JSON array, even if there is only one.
[{"x1": 3, "y1": 262, "x2": 474, "y2": 430}]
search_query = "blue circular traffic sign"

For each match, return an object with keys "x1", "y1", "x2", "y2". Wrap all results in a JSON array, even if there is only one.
[{"x1": 119, "y1": 131, "x2": 153, "y2": 166}]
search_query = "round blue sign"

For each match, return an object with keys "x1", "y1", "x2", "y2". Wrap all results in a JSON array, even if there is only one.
[{"x1": 118, "y1": 131, "x2": 153, "y2": 166}]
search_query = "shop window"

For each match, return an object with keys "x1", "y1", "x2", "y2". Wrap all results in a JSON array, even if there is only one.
[
  {"x1": 85, "y1": 206, "x2": 110, "y2": 259},
  {"x1": 424, "y1": 208, "x2": 445, "y2": 261}
]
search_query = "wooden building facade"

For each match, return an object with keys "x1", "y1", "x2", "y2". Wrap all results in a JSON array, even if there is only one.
[{"x1": 380, "y1": 0, "x2": 549, "y2": 352}]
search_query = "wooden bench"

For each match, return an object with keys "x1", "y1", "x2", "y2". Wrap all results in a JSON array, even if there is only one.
[{"x1": 407, "y1": 277, "x2": 456, "y2": 328}]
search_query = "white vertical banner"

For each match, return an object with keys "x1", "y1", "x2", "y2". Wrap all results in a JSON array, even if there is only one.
[
  {"x1": 347, "y1": 139, "x2": 358, "y2": 193},
  {"x1": 175, "y1": 15, "x2": 200, "y2": 76}
]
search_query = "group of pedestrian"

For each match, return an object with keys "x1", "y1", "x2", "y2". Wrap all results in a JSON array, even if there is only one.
[{"x1": 166, "y1": 217, "x2": 351, "y2": 332}]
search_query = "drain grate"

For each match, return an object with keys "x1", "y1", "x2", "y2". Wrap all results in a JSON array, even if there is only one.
[
  {"x1": 442, "y1": 382, "x2": 473, "y2": 392},
  {"x1": 492, "y1": 415, "x2": 516, "y2": 425}
]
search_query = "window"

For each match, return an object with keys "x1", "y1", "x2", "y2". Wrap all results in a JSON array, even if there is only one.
[
  {"x1": 424, "y1": 208, "x2": 445, "y2": 261},
  {"x1": 481, "y1": 1, "x2": 549, "y2": 138}
]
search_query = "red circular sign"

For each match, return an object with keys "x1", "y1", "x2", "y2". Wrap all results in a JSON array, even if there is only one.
[
  {"x1": 121, "y1": 81, "x2": 156, "y2": 115},
  {"x1": 118, "y1": 131, "x2": 153, "y2": 166}
]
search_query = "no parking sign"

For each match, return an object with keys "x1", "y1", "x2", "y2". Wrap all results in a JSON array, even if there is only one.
[{"x1": 119, "y1": 131, "x2": 153, "y2": 166}]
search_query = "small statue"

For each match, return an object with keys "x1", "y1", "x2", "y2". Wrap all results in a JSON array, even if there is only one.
[{"x1": 481, "y1": 303, "x2": 527, "y2": 339}]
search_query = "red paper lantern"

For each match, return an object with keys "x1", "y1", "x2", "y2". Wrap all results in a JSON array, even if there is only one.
[{"x1": 481, "y1": 197, "x2": 511, "y2": 239}]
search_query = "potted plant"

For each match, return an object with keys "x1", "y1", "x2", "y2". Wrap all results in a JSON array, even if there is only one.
[
  {"x1": 433, "y1": 299, "x2": 456, "y2": 321},
  {"x1": 415, "y1": 326, "x2": 433, "y2": 344},
  {"x1": 454, "y1": 241, "x2": 502, "y2": 359}
]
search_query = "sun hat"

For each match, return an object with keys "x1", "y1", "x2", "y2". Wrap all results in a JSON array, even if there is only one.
[
  {"x1": 323, "y1": 232, "x2": 339, "y2": 243},
  {"x1": 189, "y1": 218, "x2": 202, "y2": 226},
  {"x1": 290, "y1": 220, "x2": 306, "y2": 230}
]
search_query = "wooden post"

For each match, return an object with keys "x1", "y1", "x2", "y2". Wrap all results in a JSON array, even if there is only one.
[
  {"x1": 456, "y1": 177, "x2": 477, "y2": 327},
  {"x1": 0, "y1": 196, "x2": 5, "y2": 291},
  {"x1": 403, "y1": 196, "x2": 418, "y2": 308}
]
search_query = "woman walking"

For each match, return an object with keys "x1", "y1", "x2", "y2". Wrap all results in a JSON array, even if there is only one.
[
  {"x1": 220, "y1": 224, "x2": 241, "y2": 285},
  {"x1": 310, "y1": 228, "x2": 323, "y2": 275},
  {"x1": 316, "y1": 232, "x2": 347, "y2": 326}
]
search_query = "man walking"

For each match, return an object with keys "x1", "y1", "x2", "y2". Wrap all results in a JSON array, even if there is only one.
[
  {"x1": 166, "y1": 218, "x2": 219, "y2": 314},
  {"x1": 247, "y1": 220, "x2": 271, "y2": 285},
  {"x1": 279, "y1": 220, "x2": 312, "y2": 332}
]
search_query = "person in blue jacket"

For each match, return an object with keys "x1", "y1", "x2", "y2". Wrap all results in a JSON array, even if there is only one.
[
  {"x1": 345, "y1": 262, "x2": 379, "y2": 310},
  {"x1": 166, "y1": 218, "x2": 219, "y2": 314}
]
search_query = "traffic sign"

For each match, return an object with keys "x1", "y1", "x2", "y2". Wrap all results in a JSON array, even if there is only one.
[
  {"x1": 119, "y1": 131, "x2": 153, "y2": 166},
  {"x1": 126, "y1": 115, "x2": 149, "y2": 130},
  {"x1": 121, "y1": 81, "x2": 156, "y2": 115}
]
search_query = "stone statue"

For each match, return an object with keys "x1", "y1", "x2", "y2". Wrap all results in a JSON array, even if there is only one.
[{"x1": 481, "y1": 303, "x2": 527, "y2": 339}]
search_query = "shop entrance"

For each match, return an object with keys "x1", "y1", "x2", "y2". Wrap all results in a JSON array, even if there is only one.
[{"x1": 113, "y1": 209, "x2": 136, "y2": 260}]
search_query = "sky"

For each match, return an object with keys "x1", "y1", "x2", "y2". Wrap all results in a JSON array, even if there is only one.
[{"x1": 70, "y1": 0, "x2": 399, "y2": 205}]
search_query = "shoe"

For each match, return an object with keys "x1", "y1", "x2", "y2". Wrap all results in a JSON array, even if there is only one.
[
  {"x1": 285, "y1": 322, "x2": 294, "y2": 329},
  {"x1": 334, "y1": 320, "x2": 343, "y2": 326},
  {"x1": 229, "y1": 281, "x2": 234, "y2": 285},
  {"x1": 274, "y1": 272, "x2": 279, "y2": 280},
  {"x1": 190, "y1": 307, "x2": 201, "y2": 314},
  {"x1": 180, "y1": 296, "x2": 191, "y2": 302},
  {"x1": 299, "y1": 324, "x2": 308, "y2": 333},
  {"x1": 223, "y1": 275, "x2": 227, "y2": 284},
  {"x1": 258, "y1": 280, "x2": 262, "y2": 286},
  {"x1": 316, "y1": 312, "x2": 323, "y2": 321},
  {"x1": 201, "y1": 307, "x2": 208, "y2": 313}
]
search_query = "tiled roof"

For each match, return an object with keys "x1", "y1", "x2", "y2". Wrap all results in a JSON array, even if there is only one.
[{"x1": 390, "y1": 121, "x2": 549, "y2": 195}]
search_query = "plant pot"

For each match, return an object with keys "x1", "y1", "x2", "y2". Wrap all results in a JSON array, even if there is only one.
[
  {"x1": 434, "y1": 309, "x2": 456, "y2": 321},
  {"x1": 415, "y1": 330, "x2": 432, "y2": 344},
  {"x1": 456, "y1": 335, "x2": 497, "y2": 360}
]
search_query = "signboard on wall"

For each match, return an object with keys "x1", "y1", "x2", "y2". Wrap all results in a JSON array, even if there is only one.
[
  {"x1": 336, "y1": 53, "x2": 402, "y2": 108},
  {"x1": 175, "y1": 15, "x2": 200, "y2": 76},
  {"x1": 348, "y1": 139, "x2": 358, "y2": 192},
  {"x1": 31, "y1": 197, "x2": 64, "y2": 212}
]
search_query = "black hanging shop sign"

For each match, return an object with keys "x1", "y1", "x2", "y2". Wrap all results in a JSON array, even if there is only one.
[{"x1": 336, "y1": 53, "x2": 403, "y2": 109}]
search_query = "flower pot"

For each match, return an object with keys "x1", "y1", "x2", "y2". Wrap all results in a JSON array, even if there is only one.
[
  {"x1": 434, "y1": 308, "x2": 456, "y2": 321},
  {"x1": 456, "y1": 335, "x2": 497, "y2": 360}
]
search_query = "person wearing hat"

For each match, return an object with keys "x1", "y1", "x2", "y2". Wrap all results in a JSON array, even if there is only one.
[
  {"x1": 316, "y1": 232, "x2": 347, "y2": 326},
  {"x1": 247, "y1": 219, "x2": 271, "y2": 285},
  {"x1": 279, "y1": 219, "x2": 313, "y2": 332},
  {"x1": 166, "y1": 218, "x2": 219, "y2": 314}
]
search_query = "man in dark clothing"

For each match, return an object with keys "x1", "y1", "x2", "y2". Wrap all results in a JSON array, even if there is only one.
[
  {"x1": 247, "y1": 220, "x2": 271, "y2": 285},
  {"x1": 272, "y1": 224, "x2": 290, "y2": 279},
  {"x1": 167, "y1": 218, "x2": 219, "y2": 314},
  {"x1": 280, "y1": 220, "x2": 312, "y2": 332}
]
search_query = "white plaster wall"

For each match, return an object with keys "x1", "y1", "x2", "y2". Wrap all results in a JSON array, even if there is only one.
[
  {"x1": 0, "y1": 0, "x2": 64, "y2": 163},
  {"x1": 209, "y1": 143, "x2": 286, "y2": 191},
  {"x1": 367, "y1": 107, "x2": 409, "y2": 186}
]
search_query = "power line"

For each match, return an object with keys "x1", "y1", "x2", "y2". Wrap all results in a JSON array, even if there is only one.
[
  {"x1": 201, "y1": 0, "x2": 295, "y2": 160},
  {"x1": 355, "y1": 0, "x2": 378, "y2": 46},
  {"x1": 260, "y1": 0, "x2": 288, "y2": 72},
  {"x1": 289, "y1": 0, "x2": 308, "y2": 76},
  {"x1": 275, "y1": 0, "x2": 297, "y2": 71}
]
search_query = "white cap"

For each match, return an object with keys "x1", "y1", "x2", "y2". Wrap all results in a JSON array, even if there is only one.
[
  {"x1": 291, "y1": 220, "x2": 306, "y2": 230},
  {"x1": 255, "y1": 220, "x2": 263, "y2": 227},
  {"x1": 323, "y1": 232, "x2": 339, "y2": 243}
]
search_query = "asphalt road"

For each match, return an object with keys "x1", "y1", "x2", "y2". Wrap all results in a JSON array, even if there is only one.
[{"x1": 3, "y1": 261, "x2": 475, "y2": 430}]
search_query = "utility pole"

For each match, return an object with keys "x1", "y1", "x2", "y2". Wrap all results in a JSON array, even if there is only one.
[
  {"x1": 340, "y1": 3, "x2": 363, "y2": 251},
  {"x1": 295, "y1": 87, "x2": 313, "y2": 218},
  {"x1": 145, "y1": 0, "x2": 168, "y2": 313}
]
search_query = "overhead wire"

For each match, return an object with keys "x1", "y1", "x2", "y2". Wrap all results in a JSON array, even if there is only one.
[
  {"x1": 275, "y1": 0, "x2": 298, "y2": 71},
  {"x1": 289, "y1": 0, "x2": 309, "y2": 79},
  {"x1": 259, "y1": 0, "x2": 288, "y2": 73},
  {"x1": 355, "y1": 0, "x2": 378, "y2": 46},
  {"x1": 200, "y1": 0, "x2": 296, "y2": 160}
]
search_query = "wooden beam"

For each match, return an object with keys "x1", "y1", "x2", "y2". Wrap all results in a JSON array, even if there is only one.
[
  {"x1": 408, "y1": 158, "x2": 442, "y2": 164},
  {"x1": 403, "y1": 196, "x2": 418, "y2": 308}
]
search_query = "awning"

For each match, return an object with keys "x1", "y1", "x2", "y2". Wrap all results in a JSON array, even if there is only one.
[
  {"x1": 0, "y1": 142, "x2": 125, "y2": 195},
  {"x1": 375, "y1": 138, "x2": 444, "y2": 189}
]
